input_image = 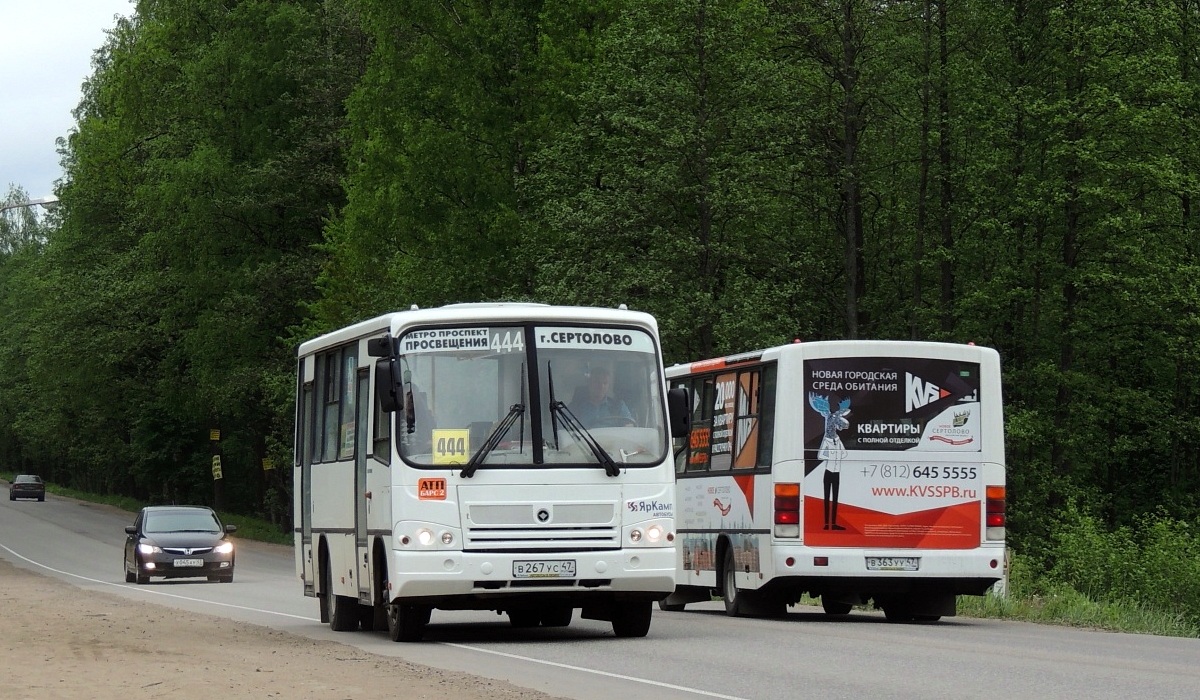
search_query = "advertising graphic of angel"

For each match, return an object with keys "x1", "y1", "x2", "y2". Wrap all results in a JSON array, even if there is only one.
[{"x1": 809, "y1": 392, "x2": 851, "y2": 531}]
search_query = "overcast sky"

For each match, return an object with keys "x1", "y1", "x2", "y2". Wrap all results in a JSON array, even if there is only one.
[{"x1": 1, "y1": 0, "x2": 133, "y2": 200}]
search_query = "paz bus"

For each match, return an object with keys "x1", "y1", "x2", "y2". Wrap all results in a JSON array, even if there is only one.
[
  {"x1": 293, "y1": 303, "x2": 689, "y2": 641},
  {"x1": 659, "y1": 340, "x2": 1005, "y2": 621}
]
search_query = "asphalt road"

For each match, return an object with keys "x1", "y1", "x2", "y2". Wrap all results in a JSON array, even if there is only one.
[{"x1": 2, "y1": 489, "x2": 1197, "y2": 700}]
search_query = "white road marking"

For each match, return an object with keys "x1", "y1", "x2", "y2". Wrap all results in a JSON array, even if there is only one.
[{"x1": 0, "y1": 543, "x2": 747, "y2": 700}]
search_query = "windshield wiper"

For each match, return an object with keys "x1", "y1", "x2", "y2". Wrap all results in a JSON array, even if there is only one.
[
  {"x1": 461, "y1": 403, "x2": 525, "y2": 479},
  {"x1": 550, "y1": 401, "x2": 620, "y2": 477}
]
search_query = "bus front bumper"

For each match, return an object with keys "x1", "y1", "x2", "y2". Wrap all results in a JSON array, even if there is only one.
[{"x1": 388, "y1": 547, "x2": 676, "y2": 600}]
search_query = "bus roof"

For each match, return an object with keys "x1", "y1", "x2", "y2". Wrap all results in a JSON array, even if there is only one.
[
  {"x1": 667, "y1": 339, "x2": 998, "y2": 376},
  {"x1": 297, "y1": 303, "x2": 659, "y2": 357}
]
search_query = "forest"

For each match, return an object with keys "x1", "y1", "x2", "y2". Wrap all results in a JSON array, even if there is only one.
[{"x1": 2, "y1": 0, "x2": 1199, "y2": 625}]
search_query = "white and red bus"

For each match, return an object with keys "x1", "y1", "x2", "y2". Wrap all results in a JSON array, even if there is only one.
[
  {"x1": 294, "y1": 303, "x2": 689, "y2": 641},
  {"x1": 660, "y1": 340, "x2": 1006, "y2": 621}
]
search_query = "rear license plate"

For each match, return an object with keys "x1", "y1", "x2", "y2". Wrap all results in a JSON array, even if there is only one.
[
  {"x1": 512, "y1": 559, "x2": 576, "y2": 579},
  {"x1": 866, "y1": 557, "x2": 919, "y2": 571},
  {"x1": 173, "y1": 558, "x2": 204, "y2": 568}
]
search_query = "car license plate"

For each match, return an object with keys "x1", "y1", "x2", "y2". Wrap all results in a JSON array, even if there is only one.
[
  {"x1": 512, "y1": 559, "x2": 576, "y2": 579},
  {"x1": 866, "y1": 557, "x2": 919, "y2": 571},
  {"x1": 173, "y1": 558, "x2": 204, "y2": 568}
]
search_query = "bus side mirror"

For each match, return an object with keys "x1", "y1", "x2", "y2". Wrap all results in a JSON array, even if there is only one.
[
  {"x1": 375, "y1": 358, "x2": 399, "y2": 413},
  {"x1": 667, "y1": 387, "x2": 691, "y2": 438},
  {"x1": 367, "y1": 337, "x2": 390, "y2": 357}
]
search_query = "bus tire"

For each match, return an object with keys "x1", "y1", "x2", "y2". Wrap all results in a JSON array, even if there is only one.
[
  {"x1": 722, "y1": 550, "x2": 743, "y2": 617},
  {"x1": 387, "y1": 602, "x2": 431, "y2": 642},
  {"x1": 329, "y1": 593, "x2": 358, "y2": 632},
  {"x1": 612, "y1": 601, "x2": 652, "y2": 638},
  {"x1": 883, "y1": 605, "x2": 915, "y2": 623},
  {"x1": 541, "y1": 606, "x2": 573, "y2": 627},
  {"x1": 822, "y1": 598, "x2": 853, "y2": 616},
  {"x1": 318, "y1": 551, "x2": 330, "y2": 624},
  {"x1": 508, "y1": 609, "x2": 540, "y2": 628},
  {"x1": 358, "y1": 603, "x2": 376, "y2": 631}
]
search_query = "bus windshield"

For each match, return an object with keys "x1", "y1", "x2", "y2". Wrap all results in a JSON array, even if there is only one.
[{"x1": 395, "y1": 323, "x2": 667, "y2": 469}]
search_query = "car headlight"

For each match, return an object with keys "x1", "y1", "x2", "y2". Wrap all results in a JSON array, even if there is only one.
[
  {"x1": 137, "y1": 543, "x2": 161, "y2": 555},
  {"x1": 215, "y1": 542, "x2": 234, "y2": 554}
]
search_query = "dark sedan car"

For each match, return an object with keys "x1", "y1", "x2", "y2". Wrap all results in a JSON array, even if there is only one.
[
  {"x1": 9, "y1": 475, "x2": 45, "y2": 502},
  {"x1": 123, "y1": 505, "x2": 236, "y2": 584}
]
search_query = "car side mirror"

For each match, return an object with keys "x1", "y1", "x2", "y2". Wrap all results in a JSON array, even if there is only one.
[
  {"x1": 667, "y1": 387, "x2": 692, "y2": 438},
  {"x1": 225, "y1": 524, "x2": 237, "y2": 534},
  {"x1": 125, "y1": 525, "x2": 137, "y2": 535}
]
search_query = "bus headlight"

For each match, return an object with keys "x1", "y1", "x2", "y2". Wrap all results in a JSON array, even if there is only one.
[
  {"x1": 397, "y1": 523, "x2": 461, "y2": 549},
  {"x1": 625, "y1": 519, "x2": 674, "y2": 548}
]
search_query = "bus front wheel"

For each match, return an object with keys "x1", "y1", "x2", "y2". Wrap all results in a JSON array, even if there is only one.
[
  {"x1": 611, "y1": 601, "x2": 652, "y2": 638},
  {"x1": 387, "y1": 602, "x2": 431, "y2": 642}
]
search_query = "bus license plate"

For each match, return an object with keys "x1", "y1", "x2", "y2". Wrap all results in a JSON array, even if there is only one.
[
  {"x1": 866, "y1": 557, "x2": 919, "y2": 571},
  {"x1": 173, "y1": 558, "x2": 204, "y2": 568},
  {"x1": 513, "y1": 559, "x2": 576, "y2": 579}
]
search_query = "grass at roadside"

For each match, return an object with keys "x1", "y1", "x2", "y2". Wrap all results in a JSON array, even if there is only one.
[{"x1": 956, "y1": 588, "x2": 1199, "y2": 637}]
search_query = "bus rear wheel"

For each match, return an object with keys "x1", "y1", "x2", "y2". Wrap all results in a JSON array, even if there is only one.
[
  {"x1": 387, "y1": 602, "x2": 431, "y2": 642},
  {"x1": 822, "y1": 598, "x2": 853, "y2": 616},
  {"x1": 329, "y1": 593, "x2": 358, "y2": 632},
  {"x1": 722, "y1": 551, "x2": 743, "y2": 617}
]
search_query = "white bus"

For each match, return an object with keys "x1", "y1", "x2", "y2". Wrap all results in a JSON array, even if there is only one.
[
  {"x1": 660, "y1": 340, "x2": 1006, "y2": 621},
  {"x1": 294, "y1": 303, "x2": 689, "y2": 641}
]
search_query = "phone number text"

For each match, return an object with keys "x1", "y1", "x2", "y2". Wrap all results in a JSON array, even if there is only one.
[{"x1": 859, "y1": 464, "x2": 978, "y2": 480}]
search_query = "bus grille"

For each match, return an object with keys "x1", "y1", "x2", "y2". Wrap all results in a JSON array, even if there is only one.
[
  {"x1": 463, "y1": 526, "x2": 619, "y2": 552},
  {"x1": 461, "y1": 495, "x2": 620, "y2": 552}
]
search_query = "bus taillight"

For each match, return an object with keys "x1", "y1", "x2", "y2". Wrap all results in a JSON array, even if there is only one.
[
  {"x1": 986, "y1": 485, "x2": 1006, "y2": 540},
  {"x1": 774, "y1": 483, "x2": 800, "y2": 538}
]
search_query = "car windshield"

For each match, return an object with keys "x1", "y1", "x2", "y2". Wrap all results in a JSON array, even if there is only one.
[
  {"x1": 144, "y1": 511, "x2": 221, "y2": 534},
  {"x1": 14, "y1": 475, "x2": 41, "y2": 484},
  {"x1": 395, "y1": 323, "x2": 669, "y2": 470}
]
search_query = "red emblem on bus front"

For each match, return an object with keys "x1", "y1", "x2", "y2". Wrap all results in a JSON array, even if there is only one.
[{"x1": 418, "y1": 478, "x2": 447, "y2": 500}]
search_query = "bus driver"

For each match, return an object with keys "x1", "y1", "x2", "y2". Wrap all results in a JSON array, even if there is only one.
[{"x1": 570, "y1": 366, "x2": 635, "y2": 428}]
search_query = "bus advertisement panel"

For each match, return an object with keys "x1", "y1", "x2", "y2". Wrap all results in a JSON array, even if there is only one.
[{"x1": 802, "y1": 356, "x2": 984, "y2": 549}]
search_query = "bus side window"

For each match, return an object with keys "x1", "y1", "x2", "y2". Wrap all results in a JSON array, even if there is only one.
[
  {"x1": 757, "y1": 363, "x2": 777, "y2": 467},
  {"x1": 322, "y1": 350, "x2": 342, "y2": 462},
  {"x1": 685, "y1": 377, "x2": 714, "y2": 473},
  {"x1": 373, "y1": 382, "x2": 391, "y2": 464}
]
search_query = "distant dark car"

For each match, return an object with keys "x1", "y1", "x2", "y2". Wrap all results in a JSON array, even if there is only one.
[
  {"x1": 123, "y1": 505, "x2": 236, "y2": 584},
  {"x1": 9, "y1": 475, "x2": 45, "y2": 502}
]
